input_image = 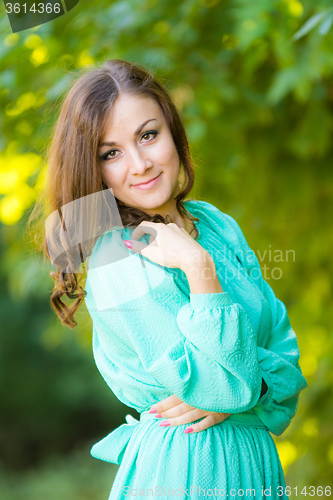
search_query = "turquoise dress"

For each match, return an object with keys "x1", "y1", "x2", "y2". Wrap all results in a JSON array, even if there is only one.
[{"x1": 84, "y1": 199, "x2": 308, "y2": 500}]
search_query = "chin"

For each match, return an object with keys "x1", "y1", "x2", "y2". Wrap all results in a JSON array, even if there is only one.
[{"x1": 136, "y1": 191, "x2": 172, "y2": 208}]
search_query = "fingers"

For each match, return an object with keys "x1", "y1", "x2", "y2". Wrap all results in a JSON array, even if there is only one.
[
  {"x1": 149, "y1": 395, "x2": 184, "y2": 415},
  {"x1": 131, "y1": 221, "x2": 159, "y2": 241},
  {"x1": 130, "y1": 220, "x2": 180, "y2": 242},
  {"x1": 156, "y1": 402, "x2": 197, "y2": 420},
  {"x1": 154, "y1": 408, "x2": 208, "y2": 428},
  {"x1": 123, "y1": 234, "x2": 164, "y2": 266},
  {"x1": 184, "y1": 413, "x2": 231, "y2": 434},
  {"x1": 125, "y1": 222, "x2": 163, "y2": 263},
  {"x1": 123, "y1": 239, "x2": 148, "y2": 254}
]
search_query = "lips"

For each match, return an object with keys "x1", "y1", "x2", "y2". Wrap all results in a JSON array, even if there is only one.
[{"x1": 132, "y1": 173, "x2": 161, "y2": 186}]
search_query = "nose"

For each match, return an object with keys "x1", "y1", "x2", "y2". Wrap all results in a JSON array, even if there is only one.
[{"x1": 128, "y1": 147, "x2": 153, "y2": 175}]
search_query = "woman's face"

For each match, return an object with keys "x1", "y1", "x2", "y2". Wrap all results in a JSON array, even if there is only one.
[{"x1": 98, "y1": 93, "x2": 181, "y2": 213}]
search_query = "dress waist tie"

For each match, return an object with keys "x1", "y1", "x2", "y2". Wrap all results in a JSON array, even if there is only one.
[
  {"x1": 90, "y1": 411, "x2": 156, "y2": 465},
  {"x1": 90, "y1": 409, "x2": 269, "y2": 465}
]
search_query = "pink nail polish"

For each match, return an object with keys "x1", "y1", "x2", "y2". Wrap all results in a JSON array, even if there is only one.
[
  {"x1": 184, "y1": 427, "x2": 193, "y2": 434},
  {"x1": 159, "y1": 421, "x2": 170, "y2": 427},
  {"x1": 155, "y1": 413, "x2": 162, "y2": 418},
  {"x1": 149, "y1": 408, "x2": 157, "y2": 414},
  {"x1": 122, "y1": 240, "x2": 133, "y2": 249}
]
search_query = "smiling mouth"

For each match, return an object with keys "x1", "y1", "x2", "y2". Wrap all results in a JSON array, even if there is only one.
[{"x1": 132, "y1": 173, "x2": 161, "y2": 186}]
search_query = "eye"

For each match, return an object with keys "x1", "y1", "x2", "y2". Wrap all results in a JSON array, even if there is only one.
[
  {"x1": 100, "y1": 149, "x2": 119, "y2": 161},
  {"x1": 141, "y1": 130, "x2": 158, "y2": 142}
]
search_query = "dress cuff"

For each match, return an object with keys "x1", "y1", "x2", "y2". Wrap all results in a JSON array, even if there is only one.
[
  {"x1": 255, "y1": 368, "x2": 272, "y2": 408},
  {"x1": 190, "y1": 292, "x2": 233, "y2": 309}
]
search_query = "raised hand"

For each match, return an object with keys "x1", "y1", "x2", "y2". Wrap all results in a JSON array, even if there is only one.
[{"x1": 123, "y1": 221, "x2": 212, "y2": 272}]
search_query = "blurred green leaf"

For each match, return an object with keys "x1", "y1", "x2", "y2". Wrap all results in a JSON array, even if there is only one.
[
  {"x1": 318, "y1": 12, "x2": 333, "y2": 35},
  {"x1": 267, "y1": 67, "x2": 299, "y2": 103},
  {"x1": 292, "y1": 10, "x2": 330, "y2": 41}
]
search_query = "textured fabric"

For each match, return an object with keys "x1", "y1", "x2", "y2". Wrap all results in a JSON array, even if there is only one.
[{"x1": 84, "y1": 199, "x2": 308, "y2": 499}]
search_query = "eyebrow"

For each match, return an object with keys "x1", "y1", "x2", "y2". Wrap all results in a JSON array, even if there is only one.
[{"x1": 99, "y1": 118, "x2": 158, "y2": 148}]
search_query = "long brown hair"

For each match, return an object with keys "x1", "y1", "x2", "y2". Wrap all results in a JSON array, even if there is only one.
[{"x1": 27, "y1": 59, "x2": 199, "y2": 329}]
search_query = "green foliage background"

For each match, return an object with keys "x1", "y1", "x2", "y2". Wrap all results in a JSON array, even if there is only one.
[{"x1": 0, "y1": 0, "x2": 332, "y2": 497}]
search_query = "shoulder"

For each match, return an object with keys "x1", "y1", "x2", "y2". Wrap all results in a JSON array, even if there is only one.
[
  {"x1": 86, "y1": 227, "x2": 175, "y2": 312},
  {"x1": 184, "y1": 199, "x2": 249, "y2": 259},
  {"x1": 88, "y1": 227, "x2": 128, "y2": 270},
  {"x1": 184, "y1": 199, "x2": 240, "y2": 229}
]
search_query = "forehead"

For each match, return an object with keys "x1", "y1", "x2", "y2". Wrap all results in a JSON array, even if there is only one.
[{"x1": 104, "y1": 94, "x2": 163, "y2": 131}]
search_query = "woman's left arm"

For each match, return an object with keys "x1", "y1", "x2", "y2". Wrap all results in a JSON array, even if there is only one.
[
  {"x1": 223, "y1": 212, "x2": 308, "y2": 436},
  {"x1": 152, "y1": 209, "x2": 308, "y2": 436}
]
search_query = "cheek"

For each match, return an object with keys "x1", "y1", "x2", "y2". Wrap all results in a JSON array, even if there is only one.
[
  {"x1": 101, "y1": 165, "x2": 126, "y2": 188},
  {"x1": 159, "y1": 139, "x2": 179, "y2": 167}
]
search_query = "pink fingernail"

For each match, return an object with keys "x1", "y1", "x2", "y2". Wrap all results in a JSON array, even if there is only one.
[
  {"x1": 184, "y1": 427, "x2": 193, "y2": 434},
  {"x1": 122, "y1": 240, "x2": 133, "y2": 249},
  {"x1": 155, "y1": 413, "x2": 162, "y2": 418},
  {"x1": 159, "y1": 421, "x2": 170, "y2": 427},
  {"x1": 149, "y1": 408, "x2": 157, "y2": 414}
]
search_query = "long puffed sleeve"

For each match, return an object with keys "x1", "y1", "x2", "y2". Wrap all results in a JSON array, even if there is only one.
[
  {"x1": 86, "y1": 227, "x2": 264, "y2": 415},
  {"x1": 214, "y1": 207, "x2": 308, "y2": 436}
]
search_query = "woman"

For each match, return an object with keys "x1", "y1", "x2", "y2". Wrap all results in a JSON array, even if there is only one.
[{"x1": 30, "y1": 59, "x2": 308, "y2": 499}]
